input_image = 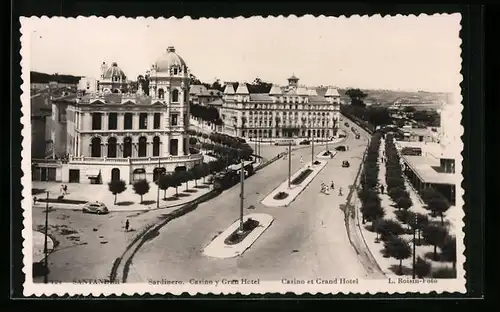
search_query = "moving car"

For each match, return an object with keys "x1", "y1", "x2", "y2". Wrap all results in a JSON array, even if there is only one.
[
  {"x1": 342, "y1": 160, "x2": 350, "y2": 168},
  {"x1": 355, "y1": 134, "x2": 361, "y2": 139},
  {"x1": 344, "y1": 122, "x2": 349, "y2": 127},
  {"x1": 82, "y1": 201, "x2": 109, "y2": 214},
  {"x1": 335, "y1": 145, "x2": 347, "y2": 151}
]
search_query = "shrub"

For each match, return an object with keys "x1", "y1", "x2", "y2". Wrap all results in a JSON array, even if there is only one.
[
  {"x1": 313, "y1": 160, "x2": 321, "y2": 165},
  {"x1": 415, "y1": 256, "x2": 432, "y2": 278},
  {"x1": 273, "y1": 191, "x2": 289, "y2": 200},
  {"x1": 291, "y1": 169, "x2": 313, "y2": 185},
  {"x1": 431, "y1": 267, "x2": 457, "y2": 279}
]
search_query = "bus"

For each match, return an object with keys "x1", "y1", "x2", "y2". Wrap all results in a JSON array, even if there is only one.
[{"x1": 274, "y1": 138, "x2": 297, "y2": 146}]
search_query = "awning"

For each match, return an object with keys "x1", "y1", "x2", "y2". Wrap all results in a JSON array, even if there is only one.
[{"x1": 86, "y1": 169, "x2": 101, "y2": 178}]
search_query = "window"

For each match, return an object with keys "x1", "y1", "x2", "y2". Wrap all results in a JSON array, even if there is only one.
[
  {"x1": 92, "y1": 113, "x2": 102, "y2": 130},
  {"x1": 153, "y1": 136, "x2": 160, "y2": 156},
  {"x1": 138, "y1": 136, "x2": 147, "y2": 157},
  {"x1": 184, "y1": 91, "x2": 188, "y2": 103},
  {"x1": 124, "y1": 113, "x2": 133, "y2": 130},
  {"x1": 171, "y1": 114, "x2": 178, "y2": 126},
  {"x1": 139, "y1": 113, "x2": 148, "y2": 129},
  {"x1": 173, "y1": 68, "x2": 178, "y2": 75},
  {"x1": 158, "y1": 88, "x2": 164, "y2": 99},
  {"x1": 123, "y1": 137, "x2": 132, "y2": 158},
  {"x1": 107, "y1": 137, "x2": 117, "y2": 158},
  {"x1": 91, "y1": 137, "x2": 101, "y2": 157},
  {"x1": 172, "y1": 89, "x2": 179, "y2": 102},
  {"x1": 153, "y1": 113, "x2": 161, "y2": 129},
  {"x1": 108, "y1": 113, "x2": 117, "y2": 130}
]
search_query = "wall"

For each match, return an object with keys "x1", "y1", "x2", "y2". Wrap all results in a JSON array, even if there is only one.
[{"x1": 31, "y1": 117, "x2": 47, "y2": 159}]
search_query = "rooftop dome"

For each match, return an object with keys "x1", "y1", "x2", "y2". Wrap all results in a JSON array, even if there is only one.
[
  {"x1": 103, "y1": 62, "x2": 127, "y2": 80},
  {"x1": 154, "y1": 46, "x2": 187, "y2": 73}
]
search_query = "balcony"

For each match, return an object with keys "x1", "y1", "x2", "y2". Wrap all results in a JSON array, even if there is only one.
[{"x1": 68, "y1": 153, "x2": 203, "y2": 165}]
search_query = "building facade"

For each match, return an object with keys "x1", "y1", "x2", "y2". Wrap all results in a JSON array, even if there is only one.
[
  {"x1": 36, "y1": 46, "x2": 202, "y2": 184},
  {"x1": 220, "y1": 76, "x2": 341, "y2": 139}
]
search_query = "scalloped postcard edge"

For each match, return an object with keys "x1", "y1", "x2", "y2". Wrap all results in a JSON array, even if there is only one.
[{"x1": 19, "y1": 13, "x2": 466, "y2": 296}]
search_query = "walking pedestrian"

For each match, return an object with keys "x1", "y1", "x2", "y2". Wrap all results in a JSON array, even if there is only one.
[
  {"x1": 330, "y1": 181, "x2": 335, "y2": 189},
  {"x1": 125, "y1": 219, "x2": 130, "y2": 232},
  {"x1": 380, "y1": 184, "x2": 385, "y2": 194},
  {"x1": 63, "y1": 184, "x2": 68, "y2": 194},
  {"x1": 338, "y1": 187, "x2": 343, "y2": 196},
  {"x1": 300, "y1": 156, "x2": 303, "y2": 164}
]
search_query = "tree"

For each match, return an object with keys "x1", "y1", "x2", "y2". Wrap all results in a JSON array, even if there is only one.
[
  {"x1": 361, "y1": 201, "x2": 385, "y2": 224},
  {"x1": 427, "y1": 196, "x2": 451, "y2": 225},
  {"x1": 409, "y1": 212, "x2": 429, "y2": 244},
  {"x1": 190, "y1": 165, "x2": 203, "y2": 187},
  {"x1": 421, "y1": 187, "x2": 441, "y2": 203},
  {"x1": 158, "y1": 174, "x2": 172, "y2": 199},
  {"x1": 170, "y1": 172, "x2": 182, "y2": 196},
  {"x1": 388, "y1": 186, "x2": 407, "y2": 202},
  {"x1": 422, "y1": 224, "x2": 448, "y2": 260},
  {"x1": 384, "y1": 235, "x2": 412, "y2": 275},
  {"x1": 376, "y1": 219, "x2": 405, "y2": 241},
  {"x1": 395, "y1": 196, "x2": 413, "y2": 211},
  {"x1": 414, "y1": 256, "x2": 432, "y2": 278},
  {"x1": 440, "y1": 235, "x2": 457, "y2": 269},
  {"x1": 345, "y1": 88, "x2": 368, "y2": 107},
  {"x1": 132, "y1": 179, "x2": 150, "y2": 204},
  {"x1": 108, "y1": 179, "x2": 126, "y2": 204}
]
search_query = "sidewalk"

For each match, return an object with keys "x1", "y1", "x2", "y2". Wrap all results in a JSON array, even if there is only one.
[
  {"x1": 32, "y1": 179, "x2": 212, "y2": 212},
  {"x1": 358, "y1": 138, "x2": 456, "y2": 277}
]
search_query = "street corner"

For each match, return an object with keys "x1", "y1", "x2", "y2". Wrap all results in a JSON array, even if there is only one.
[{"x1": 202, "y1": 213, "x2": 274, "y2": 259}]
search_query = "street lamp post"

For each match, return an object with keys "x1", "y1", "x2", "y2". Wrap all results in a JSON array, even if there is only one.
[
  {"x1": 288, "y1": 142, "x2": 292, "y2": 188},
  {"x1": 412, "y1": 214, "x2": 418, "y2": 279},
  {"x1": 156, "y1": 156, "x2": 161, "y2": 209},
  {"x1": 239, "y1": 159, "x2": 245, "y2": 233},
  {"x1": 43, "y1": 191, "x2": 49, "y2": 283}
]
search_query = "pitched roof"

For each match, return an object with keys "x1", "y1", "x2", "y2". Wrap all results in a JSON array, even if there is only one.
[
  {"x1": 296, "y1": 87, "x2": 308, "y2": 96},
  {"x1": 224, "y1": 84, "x2": 235, "y2": 95},
  {"x1": 325, "y1": 87, "x2": 340, "y2": 97},
  {"x1": 269, "y1": 85, "x2": 282, "y2": 95},
  {"x1": 235, "y1": 83, "x2": 249, "y2": 94}
]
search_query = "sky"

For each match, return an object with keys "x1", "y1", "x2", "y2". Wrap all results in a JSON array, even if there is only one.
[{"x1": 22, "y1": 14, "x2": 462, "y2": 93}]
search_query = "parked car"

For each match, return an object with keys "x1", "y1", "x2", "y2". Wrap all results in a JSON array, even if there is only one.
[
  {"x1": 345, "y1": 122, "x2": 349, "y2": 127},
  {"x1": 338, "y1": 133, "x2": 346, "y2": 138},
  {"x1": 342, "y1": 160, "x2": 350, "y2": 168},
  {"x1": 335, "y1": 145, "x2": 347, "y2": 151},
  {"x1": 299, "y1": 140, "x2": 310, "y2": 145},
  {"x1": 82, "y1": 201, "x2": 109, "y2": 214}
]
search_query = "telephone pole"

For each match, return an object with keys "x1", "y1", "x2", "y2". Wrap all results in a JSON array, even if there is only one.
[
  {"x1": 44, "y1": 191, "x2": 49, "y2": 283},
  {"x1": 156, "y1": 156, "x2": 161, "y2": 209},
  {"x1": 412, "y1": 214, "x2": 417, "y2": 279},
  {"x1": 288, "y1": 142, "x2": 292, "y2": 188},
  {"x1": 239, "y1": 159, "x2": 245, "y2": 233},
  {"x1": 311, "y1": 135, "x2": 315, "y2": 164}
]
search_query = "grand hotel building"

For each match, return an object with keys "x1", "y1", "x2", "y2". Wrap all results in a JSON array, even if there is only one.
[
  {"x1": 34, "y1": 46, "x2": 203, "y2": 184},
  {"x1": 220, "y1": 76, "x2": 341, "y2": 139}
]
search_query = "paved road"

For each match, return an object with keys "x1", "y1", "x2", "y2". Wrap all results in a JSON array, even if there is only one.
[{"x1": 126, "y1": 124, "x2": 371, "y2": 282}]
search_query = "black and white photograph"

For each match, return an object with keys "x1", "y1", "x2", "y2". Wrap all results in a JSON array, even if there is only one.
[{"x1": 20, "y1": 14, "x2": 465, "y2": 295}]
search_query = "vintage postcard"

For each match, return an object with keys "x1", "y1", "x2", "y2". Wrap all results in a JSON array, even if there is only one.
[{"x1": 20, "y1": 14, "x2": 465, "y2": 296}]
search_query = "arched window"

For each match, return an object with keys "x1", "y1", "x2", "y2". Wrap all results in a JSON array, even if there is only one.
[
  {"x1": 172, "y1": 89, "x2": 179, "y2": 102},
  {"x1": 123, "y1": 137, "x2": 132, "y2": 158},
  {"x1": 107, "y1": 137, "x2": 117, "y2": 158},
  {"x1": 138, "y1": 136, "x2": 147, "y2": 157},
  {"x1": 158, "y1": 88, "x2": 164, "y2": 99},
  {"x1": 111, "y1": 168, "x2": 120, "y2": 181},
  {"x1": 153, "y1": 136, "x2": 160, "y2": 157},
  {"x1": 91, "y1": 137, "x2": 101, "y2": 157},
  {"x1": 153, "y1": 167, "x2": 166, "y2": 183}
]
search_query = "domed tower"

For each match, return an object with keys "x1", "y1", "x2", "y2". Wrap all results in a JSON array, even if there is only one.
[
  {"x1": 149, "y1": 46, "x2": 191, "y2": 156},
  {"x1": 97, "y1": 62, "x2": 127, "y2": 93}
]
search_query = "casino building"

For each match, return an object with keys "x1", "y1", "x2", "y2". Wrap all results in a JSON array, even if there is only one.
[
  {"x1": 220, "y1": 75, "x2": 341, "y2": 139},
  {"x1": 34, "y1": 46, "x2": 203, "y2": 184}
]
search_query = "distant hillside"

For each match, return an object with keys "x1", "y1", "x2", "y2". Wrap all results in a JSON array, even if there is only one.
[{"x1": 31, "y1": 71, "x2": 81, "y2": 84}]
